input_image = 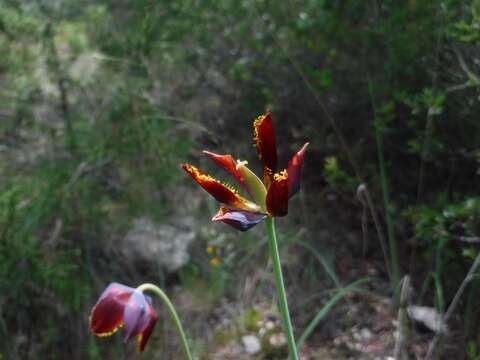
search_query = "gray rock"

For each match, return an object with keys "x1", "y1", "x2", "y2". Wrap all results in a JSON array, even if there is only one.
[
  {"x1": 407, "y1": 305, "x2": 447, "y2": 334},
  {"x1": 242, "y1": 335, "x2": 261, "y2": 354},
  {"x1": 123, "y1": 217, "x2": 195, "y2": 272}
]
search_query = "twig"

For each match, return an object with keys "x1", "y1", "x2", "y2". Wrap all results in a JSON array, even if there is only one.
[
  {"x1": 394, "y1": 276, "x2": 413, "y2": 360},
  {"x1": 42, "y1": 21, "x2": 75, "y2": 152},
  {"x1": 425, "y1": 251, "x2": 480, "y2": 359},
  {"x1": 453, "y1": 236, "x2": 480, "y2": 244},
  {"x1": 445, "y1": 47, "x2": 480, "y2": 93},
  {"x1": 454, "y1": 47, "x2": 480, "y2": 83},
  {"x1": 416, "y1": 20, "x2": 443, "y2": 202},
  {"x1": 358, "y1": 184, "x2": 391, "y2": 280},
  {"x1": 63, "y1": 158, "x2": 111, "y2": 192},
  {"x1": 445, "y1": 81, "x2": 476, "y2": 93},
  {"x1": 357, "y1": 184, "x2": 370, "y2": 257}
]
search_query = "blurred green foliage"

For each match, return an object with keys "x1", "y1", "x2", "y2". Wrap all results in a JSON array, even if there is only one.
[{"x1": 1, "y1": 0, "x2": 480, "y2": 358}]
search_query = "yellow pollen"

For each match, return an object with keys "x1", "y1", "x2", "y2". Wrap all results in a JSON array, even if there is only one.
[
  {"x1": 253, "y1": 114, "x2": 266, "y2": 157},
  {"x1": 198, "y1": 173, "x2": 215, "y2": 182},
  {"x1": 93, "y1": 324, "x2": 123, "y2": 337},
  {"x1": 254, "y1": 114, "x2": 266, "y2": 127},
  {"x1": 189, "y1": 166, "x2": 216, "y2": 182},
  {"x1": 222, "y1": 181, "x2": 238, "y2": 193},
  {"x1": 274, "y1": 170, "x2": 288, "y2": 181},
  {"x1": 136, "y1": 334, "x2": 143, "y2": 352},
  {"x1": 186, "y1": 164, "x2": 238, "y2": 194}
]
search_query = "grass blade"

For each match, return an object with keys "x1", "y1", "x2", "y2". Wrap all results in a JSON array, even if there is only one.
[{"x1": 297, "y1": 278, "x2": 371, "y2": 350}]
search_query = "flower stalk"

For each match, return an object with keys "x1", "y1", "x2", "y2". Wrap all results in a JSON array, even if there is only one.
[
  {"x1": 137, "y1": 283, "x2": 193, "y2": 360},
  {"x1": 265, "y1": 217, "x2": 299, "y2": 360},
  {"x1": 180, "y1": 111, "x2": 308, "y2": 358}
]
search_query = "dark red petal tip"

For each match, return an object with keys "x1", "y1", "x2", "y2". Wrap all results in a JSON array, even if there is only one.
[
  {"x1": 202, "y1": 151, "x2": 245, "y2": 188},
  {"x1": 286, "y1": 142, "x2": 309, "y2": 197},
  {"x1": 90, "y1": 283, "x2": 135, "y2": 336},
  {"x1": 136, "y1": 305, "x2": 158, "y2": 352},
  {"x1": 253, "y1": 112, "x2": 278, "y2": 185},
  {"x1": 266, "y1": 171, "x2": 289, "y2": 217},
  {"x1": 212, "y1": 207, "x2": 267, "y2": 231}
]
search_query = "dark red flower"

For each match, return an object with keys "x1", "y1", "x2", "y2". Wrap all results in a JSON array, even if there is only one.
[
  {"x1": 181, "y1": 111, "x2": 308, "y2": 231},
  {"x1": 90, "y1": 283, "x2": 158, "y2": 352}
]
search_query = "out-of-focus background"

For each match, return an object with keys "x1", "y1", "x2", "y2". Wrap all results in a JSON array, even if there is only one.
[{"x1": 1, "y1": 0, "x2": 480, "y2": 359}]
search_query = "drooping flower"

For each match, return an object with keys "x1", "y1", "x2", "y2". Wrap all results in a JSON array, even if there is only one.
[
  {"x1": 90, "y1": 282, "x2": 158, "y2": 352},
  {"x1": 182, "y1": 111, "x2": 308, "y2": 231}
]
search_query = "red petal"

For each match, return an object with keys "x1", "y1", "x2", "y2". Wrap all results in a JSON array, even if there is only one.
[
  {"x1": 90, "y1": 283, "x2": 134, "y2": 336},
  {"x1": 253, "y1": 112, "x2": 277, "y2": 186},
  {"x1": 136, "y1": 302, "x2": 159, "y2": 352},
  {"x1": 181, "y1": 163, "x2": 260, "y2": 212},
  {"x1": 286, "y1": 142, "x2": 309, "y2": 197},
  {"x1": 203, "y1": 151, "x2": 246, "y2": 188},
  {"x1": 266, "y1": 171, "x2": 289, "y2": 217},
  {"x1": 122, "y1": 291, "x2": 158, "y2": 352},
  {"x1": 212, "y1": 206, "x2": 267, "y2": 231}
]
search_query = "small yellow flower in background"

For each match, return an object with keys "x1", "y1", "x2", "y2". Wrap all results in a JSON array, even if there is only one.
[
  {"x1": 206, "y1": 245, "x2": 215, "y2": 254},
  {"x1": 324, "y1": 156, "x2": 338, "y2": 173},
  {"x1": 209, "y1": 257, "x2": 221, "y2": 266}
]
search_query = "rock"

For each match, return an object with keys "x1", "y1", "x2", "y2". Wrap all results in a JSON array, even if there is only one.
[
  {"x1": 242, "y1": 335, "x2": 261, "y2": 354},
  {"x1": 122, "y1": 216, "x2": 195, "y2": 272},
  {"x1": 268, "y1": 332, "x2": 287, "y2": 348},
  {"x1": 407, "y1": 305, "x2": 447, "y2": 334},
  {"x1": 359, "y1": 328, "x2": 373, "y2": 341}
]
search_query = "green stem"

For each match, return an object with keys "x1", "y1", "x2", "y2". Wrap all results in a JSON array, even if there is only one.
[
  {"x1": 265, "y1": 217, "x2": 299, "y2": 360},
  {"x1": 137, "y1": 283, "x2": 193, "y2": 360},
  {"x1": 374, "y1": 122, "x2": 400, "y2": 293},
  {"x1": 369, "y1": 82, "x2": 400, "y2": 294}
]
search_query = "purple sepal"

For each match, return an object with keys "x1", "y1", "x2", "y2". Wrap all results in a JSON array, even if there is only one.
[
  {"x1": 123, "y1": 290, "x2": 152, "y2": 342},
  {"x1": 212, "y1": 207, "x2": 267, "y2": 231}
]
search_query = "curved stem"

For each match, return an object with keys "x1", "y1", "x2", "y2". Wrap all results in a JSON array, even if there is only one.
[
  {"x1": 137, "y1": 283, "x2": 193, "y2": 360},
  {"x1": 265, "y1": 217, "x2": 299, "y2": 360}
]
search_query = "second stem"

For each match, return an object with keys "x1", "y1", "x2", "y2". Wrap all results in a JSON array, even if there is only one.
[
  {"x1": 137, "y1": 283, "x2": 193, "y2": 360},
  {"x1": 265, "y1": 217, "x2": 299, "y2": 360}
]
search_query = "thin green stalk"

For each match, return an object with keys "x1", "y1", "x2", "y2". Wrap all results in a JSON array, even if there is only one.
[
  {"x1": 265, "y1": 217, "x2": 299, "y2": 360},
  {"x1": 369, "y1": 83, "x2": 400, "y2": 293},
  {"x1": 293, "y1": 239, "x2": 342, "y2": 289},
  {"x1": 297, "y1": 278, "x2": 370, "y2": 350},
  {"x1": 137, "y1": 283, "x2": 193, "y2": 360},
  {"x1": 374, "y1": 120, "x2": 400, "y2": 291}
]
